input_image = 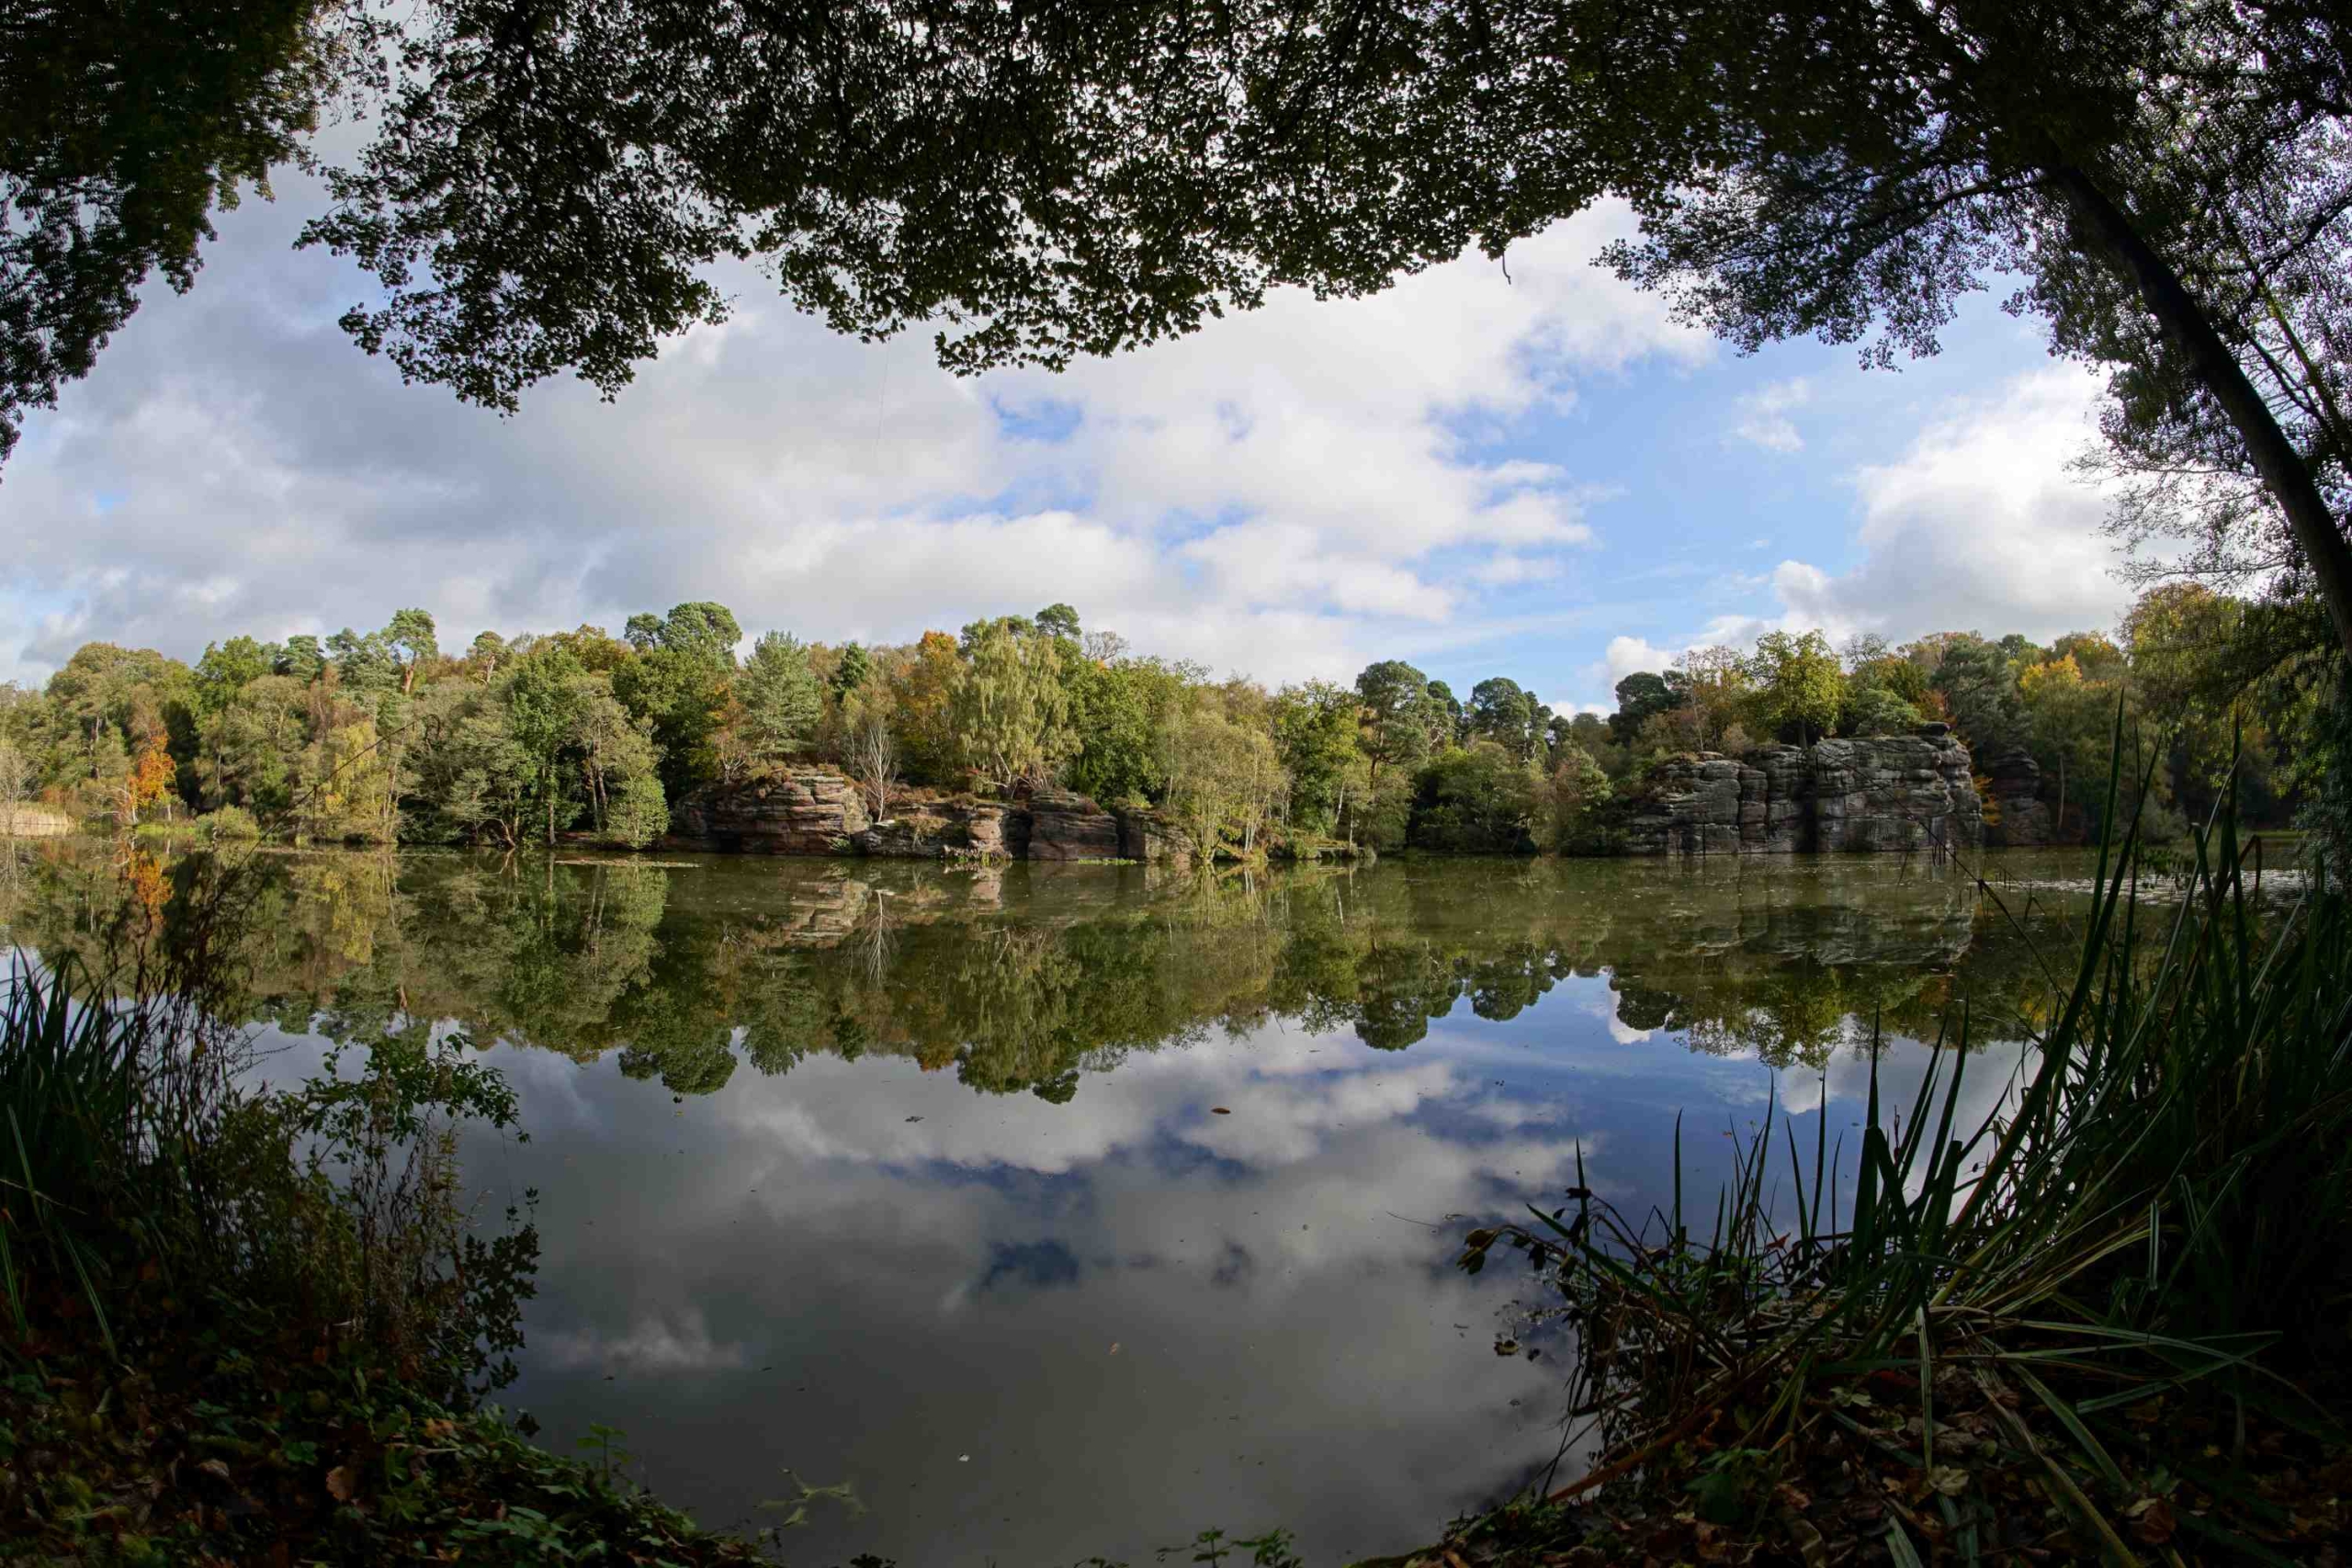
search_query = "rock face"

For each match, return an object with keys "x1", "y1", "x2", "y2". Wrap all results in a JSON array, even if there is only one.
[
  {"x1": 851, "y1": 800, "x2": 1026, "y2": 859},
  {"x1": 1978, "y1": 747, "x2": 2053, "y2": 848},
  {"x1": 1026, "y1": 788, "x2": 1124, "y2": 860},
  {"x1": 677, "y1": 769, "x2": 870, "y2": 852},
  {"x1": 1622, "y1": 728, "x2": 1983, "y2": 856},
  {"x1": 684, "y1": 772, "x2": 1176, "y2": 862}
]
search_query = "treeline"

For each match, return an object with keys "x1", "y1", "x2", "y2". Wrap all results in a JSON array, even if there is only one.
[{"x1": 0, "y1": 583, "x2": 2325, "y2": 856}]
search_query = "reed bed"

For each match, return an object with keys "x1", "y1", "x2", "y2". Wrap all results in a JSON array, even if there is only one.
[{"x1": 1438, "y1": 764, "x2": 2352, "y2": 1565}]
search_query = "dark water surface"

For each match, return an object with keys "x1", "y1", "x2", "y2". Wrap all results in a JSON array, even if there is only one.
[{"x1": 6, "y1": 846, "x2": 2094, "y2": 1564}]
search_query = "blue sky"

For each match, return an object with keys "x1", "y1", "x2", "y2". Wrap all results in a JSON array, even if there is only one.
[{"x1": 1, "y1": 186, "x2": 2140, "y2": 712}]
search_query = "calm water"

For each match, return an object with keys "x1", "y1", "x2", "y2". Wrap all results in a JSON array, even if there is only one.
[{"x1": 6, "y1": 844, "x2": 2095, "y2": 1564}]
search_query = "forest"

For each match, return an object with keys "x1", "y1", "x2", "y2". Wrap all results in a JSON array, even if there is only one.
[{"x1": 0, "y1": 581, "x2": 2327, "y2": 859}]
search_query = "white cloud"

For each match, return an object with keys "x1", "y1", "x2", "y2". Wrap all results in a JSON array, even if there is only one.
[
  {"x1": 1729, "y1": 378, "x2": 1812, "y2": 454},
  {"x1": 1765, "y1": 367, "x2": 2130, "y2": 643},
  {"x1": 2, "y1": 188, "x2": 1702, "y2": 687},
  {"x1": 539, "y1": 1308, "x2": 750, "y2": 1374},
  {"x1": 1602, "y1": 634, "x2": 1677, "y2": 686},
  {"x1": 1581, "y1": 367, "x2": 2131, "y2": 694}
]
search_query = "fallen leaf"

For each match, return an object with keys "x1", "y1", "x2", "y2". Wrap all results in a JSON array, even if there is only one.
[
  {"x1": 1928, "y1": 1466, "x2": 1971, "y2": 1496},
  {"x1": 1211, "y1": 1107, "x2": 1232, "y2": 1115},
  {"x1": 2126, "y1": 1496, "x2": 2177, "y2": 1546},
  {"x1": 325, "y1": 1465, "x2": 356, "y2": 1503},
  {"x1": 198, "y1": 1459, "x2": 232, "y2": 1483}
]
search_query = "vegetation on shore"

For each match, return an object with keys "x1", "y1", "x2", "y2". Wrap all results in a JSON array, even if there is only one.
[
  {"x1": 1, "y1": 582, "x2": 2329, "y2": 867},
  {"x1": 1434, "y1": 778, "x2": 2351, "y2": 1565},
  {"x1": 0, "y1": 919, "x2": 771, "y2": 1563}
]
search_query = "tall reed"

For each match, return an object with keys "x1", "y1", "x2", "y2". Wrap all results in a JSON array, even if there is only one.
[{"x1": 1461, "y1": 744, "x2": 2352, "y2": 1559}]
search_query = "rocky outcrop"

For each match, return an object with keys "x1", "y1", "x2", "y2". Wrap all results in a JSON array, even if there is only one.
[
  {"x1": 676, "y1": 769, "x2": 869, "y2": 852},
  {"x1": 682, "y1": 771, "x2": 1185, "y2": 863},
  {"x1": 1026, "y1": 788, "x2": 1125, "y2": 860},
  {"x1": 1622, "y1": 727, "x2": 1983, "y2": 856},
  {"x1": 851, "y1": 800, "x2": 1025, "y2": 859},
  {"x1": 1978, "y1": 747, "x2": 2053, "y2": 848}
]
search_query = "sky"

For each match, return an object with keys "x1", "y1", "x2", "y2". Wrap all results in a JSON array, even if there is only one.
[{"x1": 1, "y1": 167, "x2": 2144, "y2": 715}]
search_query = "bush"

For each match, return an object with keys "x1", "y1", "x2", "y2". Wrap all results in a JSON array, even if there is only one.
[{"x1": 198, "y1": 805, "x2": 264, "y2": 840}]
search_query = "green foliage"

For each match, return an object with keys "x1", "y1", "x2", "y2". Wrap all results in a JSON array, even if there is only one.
[
  {"x1": 1609, "y1": 672, "x2": 1678, "y2": 746},
  {"x1": 1544, "y1": 744, "x2": 1615, "y2": 853},
  {"x1": 1926, "y1": 635, "x2": 2030, "y2": 757},
  {"x1": 1269, "y1": 682, "x2": 1364, "y2": 837},
  {"x1": 1410, "y1": 741, "x2": 1539, "y2": 853},
  {"x1": 1353, "y1": 660, "x2": 1437, "y2": 784},
  {"x1": 1162, "y1": 701, "x2": 1285, "y2": 857},
  {"x1": 1467, "y1": 676, "x2": 1550, "y2": 762},
  {"x1": 1745, "y1": 629, "x2": 1844, "y2": 744},
  {"x1": 611, "y1": 644, "x2": 725, "y2": 803},
  {"x1": 192, "y1": 637, "x2": 276, "y2": 713},
  {"x1": 1067, "y1": 654, "x2": 1188, "y2": 807},
  {"x1": 953, "y1": 620, "x2": 1076, "y2": 794},
  {"x1": 735, "y1": 631, "x2": 822, "y2": 764},
  {"x1": 195, "y1": 805, "x2": 263, "y2": 841}
]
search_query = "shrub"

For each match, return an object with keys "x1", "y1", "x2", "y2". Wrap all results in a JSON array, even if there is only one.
[{"x1": 198, "y1": 805, "x2": 263, "y2": 840}]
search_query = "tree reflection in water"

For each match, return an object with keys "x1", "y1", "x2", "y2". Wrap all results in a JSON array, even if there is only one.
[{"x1": 6, "y1": 842, "x2": 2071, "y2": 1089}]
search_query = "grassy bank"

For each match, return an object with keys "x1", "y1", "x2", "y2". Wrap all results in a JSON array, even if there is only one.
[
  {"x1": 1424, "y1": 792, "x2": 2351, "y2": 1564},
  {"x1": 0, "y1": 943, "x2": 768, "y2": 1565}
]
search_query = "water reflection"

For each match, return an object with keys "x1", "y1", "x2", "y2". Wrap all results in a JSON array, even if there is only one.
[{"x1": 3, "y1": 845, "x2": 2078, "y2": 1564}]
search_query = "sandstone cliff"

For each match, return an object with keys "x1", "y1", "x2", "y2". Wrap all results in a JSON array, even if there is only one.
[
  {"x1": 680, "y1": 772, "x2": 1181, "y2": 863},
  {"x1": 1620, "y1": 727, "x2": 1984, "y2": 855}
]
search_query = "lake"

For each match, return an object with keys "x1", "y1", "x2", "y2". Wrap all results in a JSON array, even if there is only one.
[{"x1": 3, "y1": 843, "x2": 2091, "y2": 1564}]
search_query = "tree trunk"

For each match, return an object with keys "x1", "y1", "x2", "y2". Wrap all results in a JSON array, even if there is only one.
[{"x1": 2050, "y1": 163, "x2": 2352, "y2": 663}]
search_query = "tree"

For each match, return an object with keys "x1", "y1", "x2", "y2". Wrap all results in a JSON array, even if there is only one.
[
  {"x1": 1066, "y1": 654, "x2": 1188, "y2": 807},
  {"x1": 466, "y1": 630, "x2": 508, "y2": 684},
  {"x1": 1925, "y1": 636, "x2": 2030, "y2": 759},
  {"x1": 829, "y1": 642, "x2": 873, "y2": 705},
  {"x1": 193, "y1": 636, "x2": 276, "y2": 712},
  {"x1": 1354, "y1": 661, "x2": 1436, "y2": 787},
  {"x1": 326, "y1": 626, "x2": 401, "y2": 694},
  {"x1": 503, "y1": 645, "x2": 590, "y2": 845},
  {"x1": 848, "y1": 711, "x2": 899, "y2": 823},
  {"x1": 1034, "y1": 604, "x2": 1081, "y2": 643},
  {"x1": 0, "y1": 0, "x2": 368, "y2": 462},
  {"x1": 1560, "y1": 2, "x2": 2352, "y2": 661},
  {"x1": 293, "y1": 714, "x2": 396, "y2": 842},
  {"x1": 890, "y1": 632, "x2": 967, "y2": 786},
  {"x1": 1411, "y1": 740, "x2": 1539, "y2": 853},
  {"x1": 1747, "y1": 630, "x2": 1845, "y2": 745},
  {"x1": 1271, "y1": 681, "x2": 1365, "y2": 837},
  {"x1": 612, "y1": 643, "x2": 726, "y2": 803},
  {"x1": 24, "y1": 0, "x2": 2352, "y2": 678},
  {"x1": 1609, "y1": 672, "x2": 1679, "y2": 746},
  {"x1": 276, "y1": 636, "x2": 326, "y2": 682},
  {"x1": 1544, "y1": 744, "x2": 1615, "y2": 853},
  {"x1": 386, "y1": 608, "x2": 439, "y2": 693},
  {"x1": 1161, "y1": 703, "x2": 1284, "y2": 859},
  {"x1": 571, "y1": 682, "x2": 666, "y2": 844},
  {"x1": 1467, "y1": 676, "x2": 1545, "y2": 762},
  {"x1": 952, "y1": 621, "x2": 1075, "y2": 795},
  {"x1": 115, "y1": 737, "x2": 178, "y2": 828},
  {"x1": 1426, "y1": 680, "x2": 1466, "y2": 751},
  {"x1": 735, "y1": 632, "x2": 822, "y2": 765}
]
